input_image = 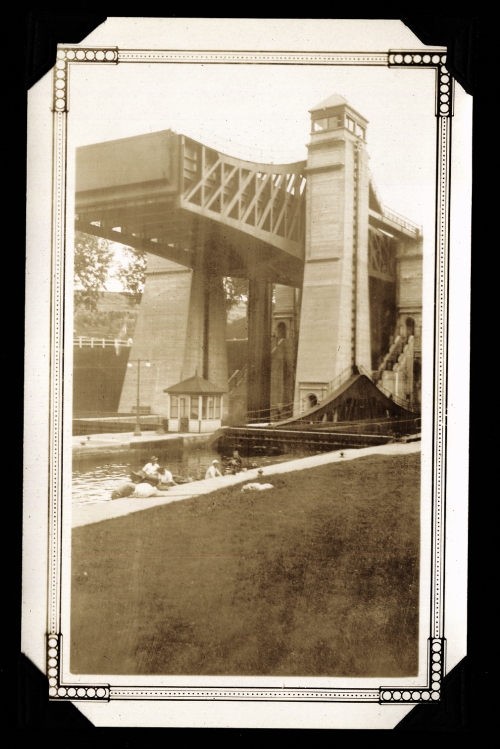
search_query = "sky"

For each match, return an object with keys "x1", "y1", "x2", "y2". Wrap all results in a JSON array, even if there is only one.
[{"x1": 68, "y1": 58, "x2": 438, "y2": 286}]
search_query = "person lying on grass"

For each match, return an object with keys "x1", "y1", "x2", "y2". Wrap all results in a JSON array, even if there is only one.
[
  {"x1": 130, "y1": 481, "x2": 170, "y2": 498},
  {"x1": 111, "y1": 477, "x2": 170, "y2": 500},
  {"x1": 111, "y1": 482, "x2": 137, "y2": 500}
]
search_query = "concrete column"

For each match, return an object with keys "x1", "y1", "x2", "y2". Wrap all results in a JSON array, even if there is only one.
[
  {"x1": 247, "y1": 279, "x2": 272, "y2": 420},
  {"x1": 118, "y1": 254, "x2": 193, "y2": 416},
  {"x1": 396, "y1": 234, "x2": 423, "y2": 358},
  {"x1": 353, "y1": 142, "x2": 372, "y2": 373},
  {"x1": 293, "y1": 97, "x2": 373, "y2": 415},
  {"x1": 182, "y1": 269, "x2": 205, "y2": 379},
  {"x1": 205, "y1": 274, "x2": 229, "y2": 420},
  {"x1": 174, "y1": 268, "x2": 229, "y2": 419},
  {"x1": 271, "y1": 284, "x2": 299, "y2": 416},
  {"x1": 119, "y1": 255, "x2": 228, "y2": 419}
]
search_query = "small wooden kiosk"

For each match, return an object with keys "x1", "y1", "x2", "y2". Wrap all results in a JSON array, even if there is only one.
[{"x1": 164, "y1": 373, "x2": 226, "y2": 433}]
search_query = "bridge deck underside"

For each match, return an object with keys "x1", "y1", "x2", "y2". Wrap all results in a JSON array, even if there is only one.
[
  {"x1": 75, "y1": 131, "x2": 307, "y2": 286},
  {"x1": 76, "y1": 189, "x2": 304, "y2": 286}
]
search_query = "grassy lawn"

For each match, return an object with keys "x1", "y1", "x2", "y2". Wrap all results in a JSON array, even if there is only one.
[{"x1": 71, "y1": 452, "x2": 420, "y2": 677}]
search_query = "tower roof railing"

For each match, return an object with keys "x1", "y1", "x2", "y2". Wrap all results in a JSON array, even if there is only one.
[
  {"x1": 381, "y1": 207, "x2": 422, "y2": 236},
  {"x1": 368, "y1": 169, "x2": 422, "y2": 236}
]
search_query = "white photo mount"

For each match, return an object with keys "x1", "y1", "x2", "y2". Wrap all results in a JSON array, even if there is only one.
[{"x1": 44, "y1": 46, "x2": 453, "y2": 706}]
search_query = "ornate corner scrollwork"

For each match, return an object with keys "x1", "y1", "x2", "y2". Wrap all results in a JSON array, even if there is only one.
[
  {"x1": 388, "y1": 51, "x2": 453, "y2": 117},
  {"x1": 47, "y1": 634, "x2": 110, "y2": 701},
  {"x1": 52, "y1": 47, "x2": 118, "y2": 113},
  {"x1": 378, "y1": 637, "x2": 446, "y2": 704}
]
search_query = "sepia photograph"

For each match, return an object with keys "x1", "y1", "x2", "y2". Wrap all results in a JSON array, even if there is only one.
[{"x1": 23, "y1": 18, "x2": 470, "y2": 729}]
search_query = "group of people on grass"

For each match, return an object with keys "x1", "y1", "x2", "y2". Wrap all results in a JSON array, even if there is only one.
[{"x1": 111, "y1": 450, "x2": 246, "y2": 500}]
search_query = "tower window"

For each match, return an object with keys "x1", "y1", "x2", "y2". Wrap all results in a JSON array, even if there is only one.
[
  {"x1": 313, "y1": 116, "x2": 341, "y2": 132},
  {"x1": 346, "y1": 116, "x2": 365, "y2": 139},
  {"x1": 313, "y1": 117, "x2": 328, "y2": 132},
  {"x1": 355, "y1": 123, "x2": 365, "y2": 139}
]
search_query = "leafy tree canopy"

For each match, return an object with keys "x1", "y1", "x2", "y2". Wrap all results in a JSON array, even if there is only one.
[
  {"x1": 224, "y1": 277, "x2": 248, "y2": 314},
  {"x1": 116, "y1": 246, "x2": 147, "y2": 306},
  {"x1": 75, "y1": 233, "x2": 147, "y2": 309},
  {"x1": 74, "y1": 231, "x2": 113, "y2": 311},
  {"x1": 75, "y1": 232, "x2": 248, "y2": 316}
]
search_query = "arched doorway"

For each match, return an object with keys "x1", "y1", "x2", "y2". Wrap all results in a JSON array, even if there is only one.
[
  {"x1": 406, "y1": 317, "x2": 415, "y2": 338},
  {"x1": 307, "y1": 393, "x2": 318, "y2": 408}
]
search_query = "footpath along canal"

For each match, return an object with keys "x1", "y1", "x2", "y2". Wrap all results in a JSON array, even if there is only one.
[
  {"x1": 71, "y1": 441, "x2": 421, "y2": 528},
  {"x1": 73, "y1": 438, "x2": 330, "y2": 508}
]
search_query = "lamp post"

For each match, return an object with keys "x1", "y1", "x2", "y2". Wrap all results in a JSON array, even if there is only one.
[{"x1": 127, "y1": 358, "x2": 151, "y2": 436}]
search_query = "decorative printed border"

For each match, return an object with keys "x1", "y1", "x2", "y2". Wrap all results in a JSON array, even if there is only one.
[
  {"x1": 388, "y1": 51, "x2": 452, "y2": 116},
  {"x1": 47, "y1": 48, "x2": 453, "y2": 703},
  {"x1": 47, "y1": 635, "x2": 110, "y2": 701},
  {"x1": 379, "y1": 638, "x2": 446, "y2": 703}
]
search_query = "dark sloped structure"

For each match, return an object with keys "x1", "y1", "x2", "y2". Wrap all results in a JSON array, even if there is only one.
[{"x1": 275, "y1": 374, "x2": 416, "y2": 428}]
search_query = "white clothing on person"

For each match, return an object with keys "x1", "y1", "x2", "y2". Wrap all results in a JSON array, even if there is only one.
[
  {"x1": 205, "y1": 464, "x2": 222, "y2": 479},
  {"x1": 142, "y1": 462, "x2": 159, "y2": 475},
  {"x1": 158, "y1": 469, "x2": 176, "y2": 488},
  {"x1": 158, "y1": 469, "x2": 174, "y2": 483},
  {"x1": 131, "y1": 482, "x2": 158, "y2": 498}
]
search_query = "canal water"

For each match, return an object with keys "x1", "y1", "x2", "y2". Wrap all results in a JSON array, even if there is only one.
[{"x1": 72, "y1": 445, "x2": 322, "y2": 507}]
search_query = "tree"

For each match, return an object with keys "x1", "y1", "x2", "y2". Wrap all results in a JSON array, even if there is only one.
[
  {"x1": 74, "y1": 230, "x2": 248, "y2": 315},
  {"x1": 223, "y1": 276, "x2": 248, "y2": 314},
  {"x1": 115, "y1": 246, "x2": 147, "y2": 306},
  {"x1": 74, "y1": 231, "x2": 113, "y2": 311}
]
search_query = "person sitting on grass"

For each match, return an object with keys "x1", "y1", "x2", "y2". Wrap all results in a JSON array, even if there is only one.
[
  {"x1": 157, "y1": 466, "x2": 177, "y2": 488},
  {"x1": 142, "y1": 456, "x2": 160, "y2": 475},
  {"x1": 228, "y1": 450, "x2": 243, "y2": 474},
  {"x1": 205, "y1": 460, "x2": 223, "y2": 479},
  {"x1": 130, "y1": 469, "x2": 160, "y2": 487}
]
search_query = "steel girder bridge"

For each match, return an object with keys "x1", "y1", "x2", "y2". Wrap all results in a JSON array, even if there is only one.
[{"x1": 75, "y1": 130, "x2": 420, "y2": 288}]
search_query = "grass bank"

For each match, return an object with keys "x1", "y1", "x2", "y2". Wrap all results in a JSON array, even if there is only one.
[{"x1": 71, "y1": 452, "x2": 420, "y2": 676}]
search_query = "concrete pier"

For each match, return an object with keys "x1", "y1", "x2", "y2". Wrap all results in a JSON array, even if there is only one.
[
  {"x1": 294, "y1": 95, "x2": 371, "y2": 414},
  {"x1": 119, "y1": 255, "x2": 228, "y2": 419},
  {"x1": 247, "y1": 278, "x2": 273, "y2": 420}
]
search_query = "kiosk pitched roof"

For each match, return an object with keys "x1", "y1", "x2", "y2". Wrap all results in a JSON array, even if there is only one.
[{"x1": 164, "y1": 373, "x2": 226, "y2": 395}]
